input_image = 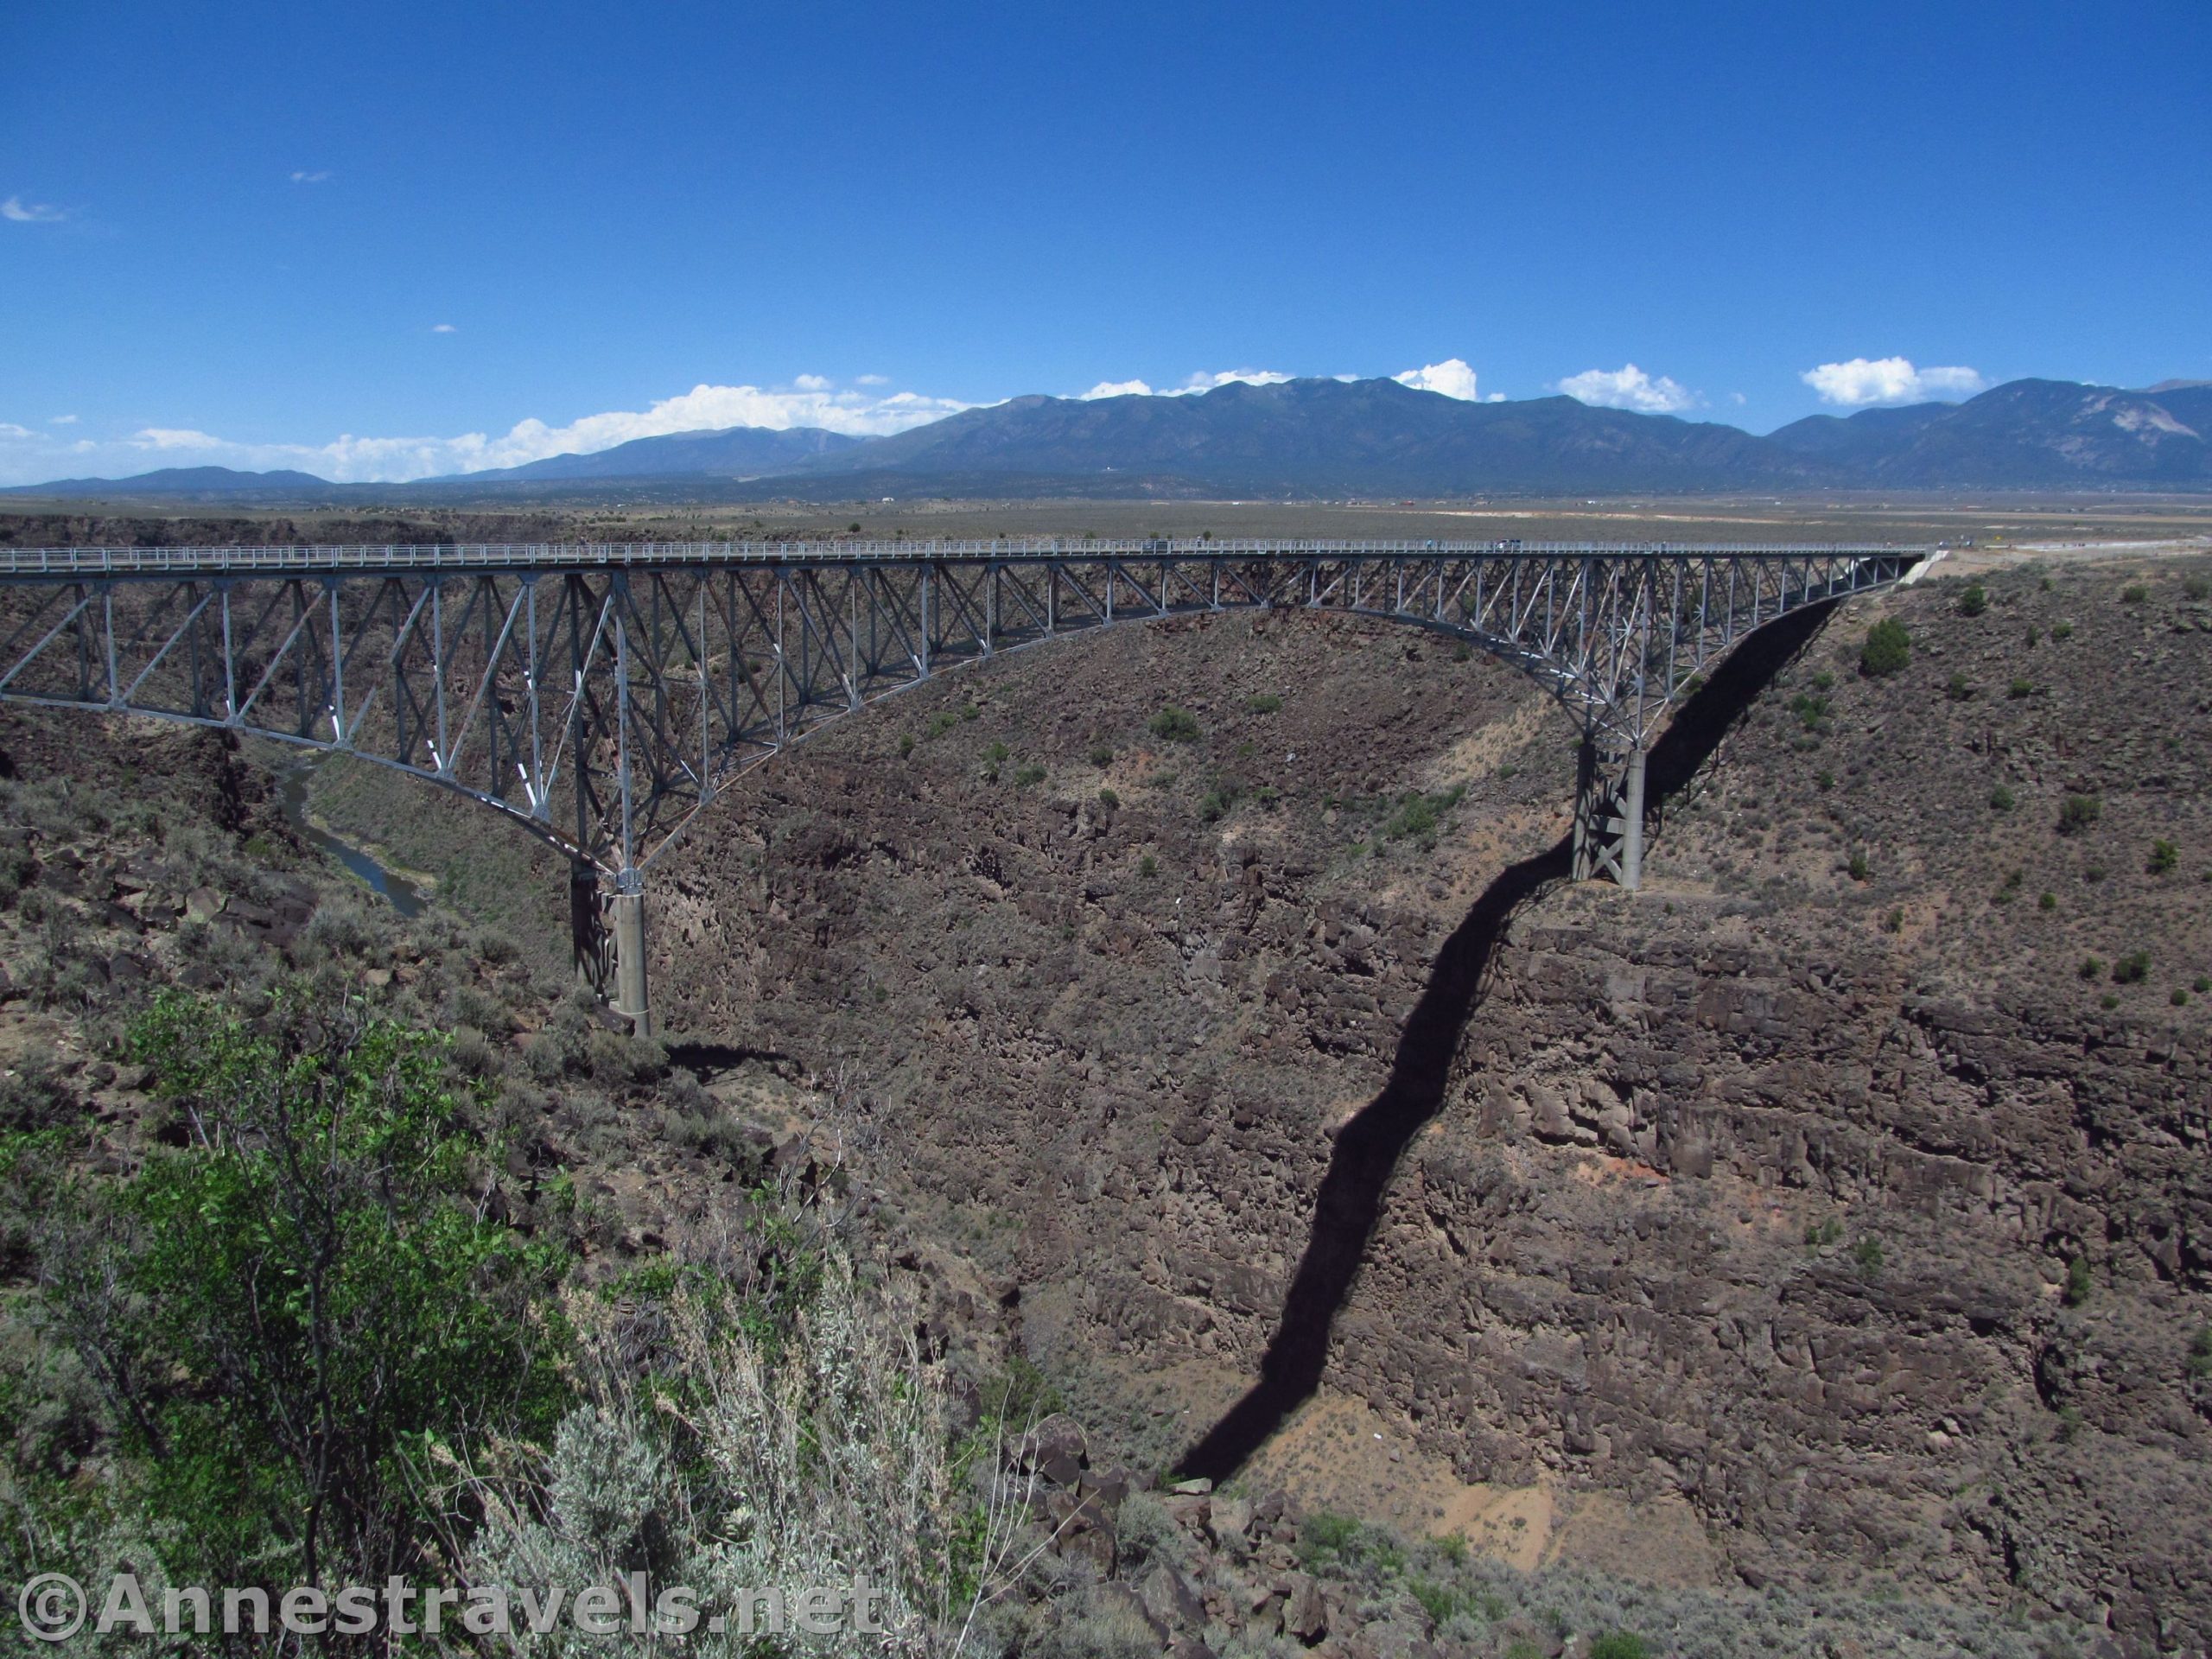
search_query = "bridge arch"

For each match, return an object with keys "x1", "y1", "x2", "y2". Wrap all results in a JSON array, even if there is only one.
[{"x1": 0, "y1": 539, "x2": 1929, "y2": 1028}]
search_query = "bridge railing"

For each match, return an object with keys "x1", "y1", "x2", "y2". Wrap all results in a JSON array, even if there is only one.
[{"x1": 0, "y1": 540, "x2": 1919, "y2": 579}]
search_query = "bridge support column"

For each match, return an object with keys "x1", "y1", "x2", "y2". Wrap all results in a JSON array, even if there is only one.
[
  {"x1": 608, "y1": 888, "x2": 652, "y2": 1038},
  {"x1": 1573, "y1": 737, "x2": 1649, "y2": 891},
  {"x1": 1619, "y1": 744, "x2": 1647, "y2": 890}
]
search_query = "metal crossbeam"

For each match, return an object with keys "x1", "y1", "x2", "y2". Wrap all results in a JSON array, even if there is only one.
[{"x1": 0, "y1": 539, "x2": 1927, "y2": 1029}]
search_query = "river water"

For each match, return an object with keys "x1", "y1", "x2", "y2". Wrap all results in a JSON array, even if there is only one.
[{"x1": 275, "y1": 762, "x2": 431, "y2": 918}]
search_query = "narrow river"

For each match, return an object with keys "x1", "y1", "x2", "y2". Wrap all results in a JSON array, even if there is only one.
[{"x1": 275, "y1": 762, "x2": 431, "y2": 918}]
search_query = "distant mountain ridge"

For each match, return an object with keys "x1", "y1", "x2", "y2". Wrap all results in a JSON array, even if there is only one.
[
  {"x1": 774, "y1": 377, "x2": 1826, "y2": 495},
  {"x1": 442, "y1": 423, "x2": 864, "y2": 483},
  {"x1": 1768, "y1": 378, "x2": 2212, "y2": 487},
  {"x1": 6, "y1": 466, "x2": 358, "y2": 501},
  {"x1": 9, "y1": 375, "x2": 2210, "y2": 504}
]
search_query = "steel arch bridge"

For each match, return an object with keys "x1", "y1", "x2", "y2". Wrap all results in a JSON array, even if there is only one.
[{"x1": 0, "y1": 538, "x2": 1928, "y2": 1030}]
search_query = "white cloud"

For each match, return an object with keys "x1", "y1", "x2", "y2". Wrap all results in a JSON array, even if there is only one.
[
  {"x1": 430, "y1": 323, "x2": 457, "y2": 334},
  {"x1": 855, "y1": 373, "x2": 890, "y2": 386},
  {"x1": 790, "y1": 373, "x2": 834, "y2": 392},
  {"x1": 1078, "y1": 368, "x2": 1291, "y2": 400},
  {"x1": 289, "y1": 170, "x2": 333, "y2": 184},
  {"x1": 51, "y1": 414, "x2": 78, "y2": 424},
  {"x1": 2, "y1": 195, "x2": 67, "y2": 224},
  {"x1": 1800, "y1": 356, "x2": 1986, "y2": 407},
  {"x1": 0, "y1": 379, "x2": 976, "y2": 486},
  {"x1": 1175, "y1": 368, "x2": 1289, "y2": 393},
  {"x1": 0, "y1": 423, "x2": 37, "y2": 441},
  {"x1": 1554, "y1": 364, "x2": 1700, "y2": 414},
  {"x1": 1394, "y1": 358, "x2": 1482, "y2": 400},
  {"x1": 131, "y1": 429, "x2": 226, "y2": 450}
]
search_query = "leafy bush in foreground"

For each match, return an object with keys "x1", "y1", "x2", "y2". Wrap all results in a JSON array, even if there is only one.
[{"x1": 33, "y1": 991, "x2": 570, "y2": 1594}]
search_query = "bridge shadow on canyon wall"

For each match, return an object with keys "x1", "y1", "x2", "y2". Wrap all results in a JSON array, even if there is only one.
[{"x1": 1176, "y1": 599, "x2": 1841, "y2": 1482}]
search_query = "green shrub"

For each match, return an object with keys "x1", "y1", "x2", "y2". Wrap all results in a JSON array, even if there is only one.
[
  {"x1": 1138, "y1": 854, "x2": 1158, "y2": 877},
  {"x1": 959, "y1": 701, "x2": 981, "y2": 721},
  {"x1": 2058, "y1": 795, "x2": 2101, "y2": 836},
  {"x1": 1245, "y1": 692, "x2": 1283, "y2": 715},
  {"x1": 2080, "y1": 956, "x2": 2105, "y2": 980},
  {"x1": 1881, "y1": 907, "x2": 1904, "y2": 933},
  {"x1": 1859, "y1": 617, "x2": 1911, "y2": 677},
  {"x1": 927, "y1": 709, "x2": 960, "y2": 738},
  {"x1": 1087, "y1": 742, "x2": 1115, "y2": 767},
  {"x1": 2052, "y1": 620, "x2": 2075, "y2": 639},
  {"x1": 1300, "y1": 1510, "x2": 1360, "y2": 1561},
  {"x1": 2173, "y1": 988, "x2": 2190, "y2": 1007},
  {"x1": 2008, "y1": 677, "x2": 2035, "y2": 699},
  {"x1": 1989, "y1": 784, "x2": 2015, "y2": 811},
  {"x1": 2185, "y1": 575, "x2": 2210, "y2": 601},
  {"x1": 1148, "y1": 706, "x2": 1200, "y2": 742},
  {"x1": 1956, "y1": 583, "x2": 1987, "y2": 616},
  {"x1": 1852, "y1": 1236, "x2": 1885, "y2": 1274},
  {"x1": 2122, "y1": 583, "x2": 2149, "y2": 604},
  {"x1": 1945, "y1": 672, "x2": 1974, "y2": 702},
  {"x1": 1014, "y1": 763, "x2": 1046, "y2": 786},
  {"x1": 2057, "y1": 1404, "x2": 2085, "y2": 1441},
  {"x1": 2150, "y1": 839, "x2": 2179, "y2": 874},
  {"x1": 1410, "y1": 1579, "x2": 1466, "y2": 1625},
  {"x1": 1389, "y1": 795, "x2": 1440, "y2": 841},
  {"x1": 82, "y1": 992, "x2": 572, "y2": 1588},
  {"x1": 2101, "y1": 994, "x2": 2120, "y2": 1009},
  {"x1": 2039, "y1": 891, "x2": 2056, "y2": 912},
  {"x1": 2064, "y1": 1255, "x2": 2093, "y2": 1306},
  {"x1": 1847, "y1": 850, "x2": 1870, "y2": 881},
  {"x1": 2026, "y1": 624, "x2": 2041, "y2": 646},
  {"x1": 2113, "y1": 950, "x2": 2150, "y2": 984},
  {"x1": 2190, "y1": 1327, "x2": 2212, "y2": 1377},
  {"x1": 1815, "y1": 768, "x2": 1834, "y2": 791},
  {"x1": 1590, "y1": 1636, "x2": 1651, "y2": 1659},
  {"x1": 2196, "y1": 976, "x2": 2210, "y2": 994},
  {"x1": 1386, "y1": 785, "x2": 1465, "y2": 843},
  {"x1": 1096, "y1": 786, "x2": 1119, "y2": 810},
  {"x1": 899, "y1": 733, "x2": 916, "y2": 757}
]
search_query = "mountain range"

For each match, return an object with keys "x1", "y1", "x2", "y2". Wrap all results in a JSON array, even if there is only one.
[{"x1": 10, "y1": 376, "x2": 2212, "y2": 505}]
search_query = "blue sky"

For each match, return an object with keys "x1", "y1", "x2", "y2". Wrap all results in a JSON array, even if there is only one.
[{"x1": 3, "y1": 0, "x2": 2207, "y2": 484}]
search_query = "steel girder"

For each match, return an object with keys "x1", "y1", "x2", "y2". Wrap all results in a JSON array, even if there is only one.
[{"x1": 0, "y1": 542, "x2": 1925, "y2": 885}]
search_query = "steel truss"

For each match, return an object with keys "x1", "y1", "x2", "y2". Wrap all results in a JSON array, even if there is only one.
[{"x1": 0, "y1": 540, "x2": 1925, "y2": 1027}]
